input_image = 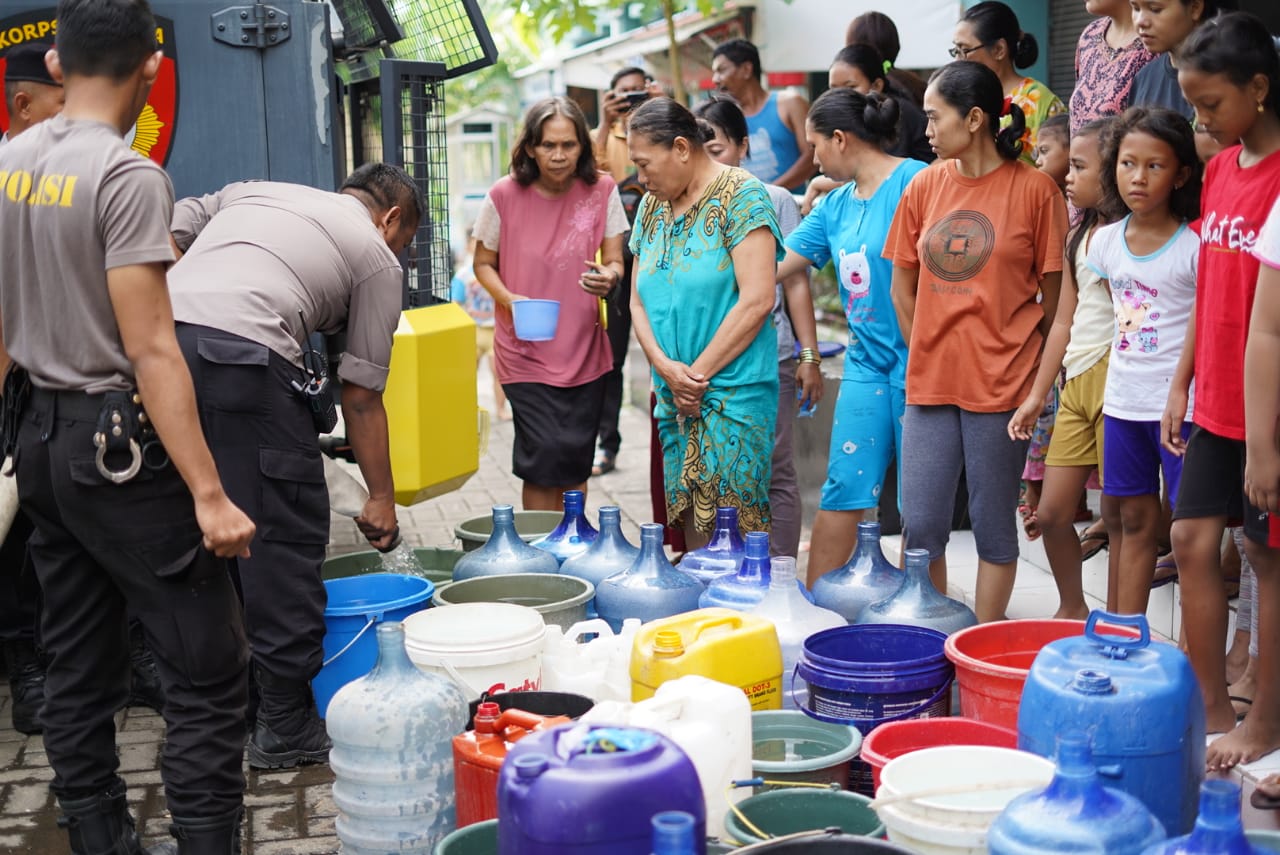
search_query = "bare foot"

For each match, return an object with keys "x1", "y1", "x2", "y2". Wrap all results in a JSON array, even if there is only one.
[
  {"x1": 1053, "y1": 604, "x2": 1091, "y2": 620},
  {"x1": 1206, "y1": 697, "x2": 1241, "y2": 738},
  {"x1": 1206, "y1": 714, "x2": 1280, "y2": 771}
]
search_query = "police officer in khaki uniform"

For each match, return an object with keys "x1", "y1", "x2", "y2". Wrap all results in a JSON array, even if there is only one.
[
  {"x1": 168, "y1": 166, "x2": 417, "y2": 769},
  {"x1": 0, "y1": 1, "x2": 255, "y2": 853}
]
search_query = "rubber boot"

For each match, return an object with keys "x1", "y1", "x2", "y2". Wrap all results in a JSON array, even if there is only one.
[
  {"x1": 3, "y1": 637, "x2": 45, "y2": 734},
  {"x1": 57, "y1": 779, "x2": 176, "y2": 855},
  {"x1": 168, "y1": 807, "x2": 242, "y2": 855},
  {"x1": 246, "y1": 665, "x2": 330, "y2": 769},
  {"x1": 126, "y1": 624, "x2": 165, "y2": 713}
]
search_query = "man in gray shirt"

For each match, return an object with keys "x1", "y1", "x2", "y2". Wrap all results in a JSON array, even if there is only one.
[
  {"x1": 168, "y1": 165, "x2": 417, "y2": 769},
  {"x1": 0, "y1": 0, "x2": 256, "y2": 852}
]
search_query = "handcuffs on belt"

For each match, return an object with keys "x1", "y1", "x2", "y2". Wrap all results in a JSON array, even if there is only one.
[{"x1": 92, "y1": 391, "x2": 168, "y2": 483}]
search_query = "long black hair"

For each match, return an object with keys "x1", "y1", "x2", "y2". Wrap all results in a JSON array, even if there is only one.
[
  {"x1": 1178, "y1": 11, "x2": 1280, "y2": 118},
  {"x1": 960, "y1": 1, "x2": 1038, "y2": 69},
  {"x1": 1099, "y1": 107, "x2": 1202, "y2": 223},
  {"x1": 693, "y1": 95, "x2": 750, "y2": 150},
  {"x1": 808, "y1": 88, "x2": 899, "y2": 150},
  {"x1": 1065, "y1": 118, "x2": 1122, "y2": 270},
  {"x1": 510, "y1": 97, "x2": 599, "y2": 187},
  {"x1": 928, "y1": 61, "x2": 1026, "y2": 161}
]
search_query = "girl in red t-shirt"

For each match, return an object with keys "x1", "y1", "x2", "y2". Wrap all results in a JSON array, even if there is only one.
[{"x1": 1161, "y1": 11, "x2": 1280, "y2": 766}]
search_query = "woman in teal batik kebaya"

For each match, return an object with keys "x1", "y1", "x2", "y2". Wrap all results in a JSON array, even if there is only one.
[{"x1": 626, "y1": 97, "x2": 782, "y2": 546}]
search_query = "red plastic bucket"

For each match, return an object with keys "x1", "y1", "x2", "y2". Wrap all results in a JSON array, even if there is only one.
[
  {"x1": 860, "y1": 717, "x2": 1017, "y2": 792},
  {"x1": 943, "y1": 619, "x2": 1093, "y2": 730}
]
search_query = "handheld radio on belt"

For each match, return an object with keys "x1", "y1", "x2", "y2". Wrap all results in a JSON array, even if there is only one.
[{"x1": 290, "y1": 312, "x2": 339, "y2": 434}]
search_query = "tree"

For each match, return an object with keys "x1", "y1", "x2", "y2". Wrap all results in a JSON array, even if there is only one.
[{"x1": 514, "y1": 0, "x2": 724, "y2": 102}]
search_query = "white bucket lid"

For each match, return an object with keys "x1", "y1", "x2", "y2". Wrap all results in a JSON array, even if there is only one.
[{"x1": 403, "y1": 602, "x2": 546, "y2": 667}]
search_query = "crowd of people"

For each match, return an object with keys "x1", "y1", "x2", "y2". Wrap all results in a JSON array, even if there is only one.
[{"x1": 472, "y1": 0, "x2": 1280, "y2": 783}]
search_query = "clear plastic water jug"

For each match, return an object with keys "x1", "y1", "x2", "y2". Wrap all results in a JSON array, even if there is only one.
[
  {"x1": 854, "y1": 548, "x2": 977, "y2": 634},
  {"x1": 1141, "y1": 780, "x2": 1261, "y2": 854},
  {"x1": 596, "y1": 523, "x2": 705, "y2": 632},
  {"x1": 811, "y1": 521, "x2": 900, "y2": 622},
  {"x1": 531, "y1": 490, "x2": 598, "y2": 566},
  {"x1": 452, "y1": 504, "x2": 559, "y2": 580},
  {"x1": 700, "y1": 531, "x2": 771, "y2": 610},
  {"x1": 678, "y1": 506, "x2": 746, "y2": 584},
  {"x1": 750, "y1": 557, "x2": 846, "y2": 709},
  {"x1": 561, "y1": 507, "x2": 639, "y2": 617}
]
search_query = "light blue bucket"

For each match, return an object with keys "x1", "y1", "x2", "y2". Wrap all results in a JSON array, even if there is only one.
[
  {"x1": 512, "y1": 299, "x2": 560, "y2": 341},
  {"x1": 313, "y1": 573, "x2": 434, "y2": 716}
]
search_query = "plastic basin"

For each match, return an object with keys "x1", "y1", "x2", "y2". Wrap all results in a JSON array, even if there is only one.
[
  {"x1": 751, "y1": 710, "x2": 862, "y2": 791},
  {"x1": 454, "y1": 511, "x2": 563, "y2": 552},
  {"x1": 434, "y1": 819, "x2": 497, "y2": 855},
  {"x1": 860, "y1": 717, "x2": 1017, "y2": 793},
  {"x1": 322, "y1": 546, "x2": 461, "y2": 584},
  {"x1": 433, "y1": 573, "x2": 593, "y2": 631},
  {"x1": 723, "y1": 788, "x2": 884, "y2": 846},
  {"x1": 512, "y1": 299, "x2": 560, "y2": 341}
]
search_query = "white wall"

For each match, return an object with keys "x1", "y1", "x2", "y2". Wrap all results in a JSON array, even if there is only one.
[{"x1": 753, "y1": 0, "x2": 962, "y2": 73}]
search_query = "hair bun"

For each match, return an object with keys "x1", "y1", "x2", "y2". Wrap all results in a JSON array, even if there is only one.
[
  {"x1": 862, "y1": 91, "x2": 900, "y2": 138},
  {"x1": 1013, "y1": 31, "x2": 1039, "y2": 68}
]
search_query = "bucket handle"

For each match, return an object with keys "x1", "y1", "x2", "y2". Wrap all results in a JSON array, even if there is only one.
[
  {"x1": 791, "y1": 664, "x2": 953, "y2": 727},
  {"x1": 439, "y1": 657, "x2": 484, "y2": 698},
  {"x1": 321, "y1": 612, "x2": 381, "y2": 669},
  {"x1": 1085, "y1": 610, "x2": 1150, "y2": 656}
]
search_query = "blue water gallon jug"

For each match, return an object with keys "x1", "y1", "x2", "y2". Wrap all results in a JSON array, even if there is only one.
[
  {"x1": 327, "y1": 621, "x2": 469, "y2": 854},
  {"x1": 1142, "y1": 780, "x2": 1262, "y2": 854},
  {"x1": 854, "y1": 548, "x2": 977, "y2": 634},
  {"x1": 453, "y1": 505, "x2": 560, "y2": 580},
  {"x1": 811, "y1": 521, "x2": 900, "y2": 623},
  {"x1": 700, "y1": 531, "x2": 771, "y2": 610},
  {"x1": 678, "y1": 506, "x2": 746, "y2": 584},
  {"x1": 498, "y1": 724, "x2": 705, "y2": 855},
  {"x1": 561, "y1": 507, "x2": 639, "y2": 618},
  {"x1": 988, "y1": 731, "x2": 1166, "y2": 854},
  {"x1": 596, "y1": 524, "x2": 705, "y2": 632},
  {"x1": 651, "y1": 811, "x2": 698, "y2": 855},
  {"x1": 1018, "y1": 611, "x2": 1206, "y2": 836},
  {"x1": 531, "y1": 490, "x2": 598, "y2": 566}
]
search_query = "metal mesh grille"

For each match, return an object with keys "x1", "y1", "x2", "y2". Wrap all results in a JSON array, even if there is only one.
[
  {"x1": 329, "y1": 0, "x2": 401, "y2": 49},
  {"x1": 387, "y1": 0, "x2": 496, "y2": 79},
  {"x1": 381, "y1": 61, "x2": 451, "y2": 307}
]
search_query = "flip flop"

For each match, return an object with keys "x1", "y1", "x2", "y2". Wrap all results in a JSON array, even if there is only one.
[
  {"x1": 1231, "y1": 695, "x2": 1253, "y2": 721},
  {"x1": 1152, "y1": 554, "x2": 1178, "y2": 589},
  {"x1": 1080, "y1": 528, "x2": 1109, "y2": 561},
  {"x1": 1251, "y1": 786, "x2": 1280, "y2": 811},
  {"x1": 590, "y1": 453, "x2": 616, "y2": 477}
]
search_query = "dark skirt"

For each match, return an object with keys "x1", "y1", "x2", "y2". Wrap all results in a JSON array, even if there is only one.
[{"x1": 503, "y1": 376, "x2": 607, "y2": 486}]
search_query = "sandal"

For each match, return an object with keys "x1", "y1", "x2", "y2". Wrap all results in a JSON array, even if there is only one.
[
  {"x1": 1152, "y1": 553, "x2": 1178, "y2": 589},
  {"x1": 1231, "y1": 694, "x2": 1253, "y2": 721},
  {"x1": 590, "y1": 452, "x2": 616, "y2": 477},
  {"x1": 1080, "y1": 527, "x2": 1109, "y2": 561},
  {"x1": 1019, "y1": 502, "x2": 1041, "y2": 541},
  {"x1": 1251, "y1": 775, "x2": 1280, "y2": 810}
]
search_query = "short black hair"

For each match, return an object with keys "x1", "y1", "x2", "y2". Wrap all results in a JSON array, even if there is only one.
[
  {"x1": 1038, "y1": 114, "x2": 1070, "y2": 146},
  {"x1": 712, "y1": 39, "x2": 762, "y2": 82},
  {"x1": 55, "y1": 0, "x2": 158, "y2": 81},
  {"x1": 845, "y1": 11, "x2": 901, "y2": 63},
  {"x1": 610, "y1": 66, "x2": 649, "y2": 90},
  {"x1": 341, "y1": 163, "x2": 425, "y2": 228}
]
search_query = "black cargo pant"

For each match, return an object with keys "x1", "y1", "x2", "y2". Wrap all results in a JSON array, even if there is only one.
[
  {"x1": 176, "y1": 324, "x2": 329, "y2": 683},
  {"x1": 0, "y1": 510, "x2": 38, "y2": 643},
  {"x1": 15, "y1": 387, "x2": 248, "y2": 817}
]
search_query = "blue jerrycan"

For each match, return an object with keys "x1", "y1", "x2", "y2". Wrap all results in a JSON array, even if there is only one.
[{"x1": 1018, "y1": 610, "x2": 1205, "y2": 836}]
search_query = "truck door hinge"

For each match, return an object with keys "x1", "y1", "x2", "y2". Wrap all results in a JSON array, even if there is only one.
[{"x1": 212, "y1": 3, "x2": 291, "y2": 49}]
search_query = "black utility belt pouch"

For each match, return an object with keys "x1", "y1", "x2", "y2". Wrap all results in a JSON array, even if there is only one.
[
  {"x1": 0, "y1": 364, "x2": 31, "y2": 474},
  {"x1": 93, "y1": 390, "x2": 167, "y2": 483}
]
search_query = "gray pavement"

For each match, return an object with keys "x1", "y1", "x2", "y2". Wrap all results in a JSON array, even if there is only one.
[{"x1": 0, "y1": 389, "x2": 665, "y2": 854}]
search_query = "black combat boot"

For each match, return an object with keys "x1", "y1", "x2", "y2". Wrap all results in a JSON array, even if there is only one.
[
  {"x1": 57, "y1": 779, "x2": 176, "y2": 855},
  {"x1": 246, "y1": 665, "x2": 331, "y2": 769},
  {"x1": 168, "y1": 807, "x2": 242, "y2": 855},
  {"x1": 126, "y1": 624, "x2": 165, "y2": 713},
  {"x1": 3, "y1": 637, "x2": 45, "y2": 734}
]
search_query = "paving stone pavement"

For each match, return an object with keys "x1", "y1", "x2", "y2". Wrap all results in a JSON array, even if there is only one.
[{"x1": 0, "y1": 393, "x2": 660, "y2": 854}]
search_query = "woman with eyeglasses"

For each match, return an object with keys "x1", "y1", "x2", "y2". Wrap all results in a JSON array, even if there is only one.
[
  {"x1": 472, "y1": 97, "x2": 628, "y2": 511},
  {"x1": 953, "y1": 1, "x2": 1064, "y2": 167}
]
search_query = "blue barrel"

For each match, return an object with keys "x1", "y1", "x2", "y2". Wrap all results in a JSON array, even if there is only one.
[
  {"x1": 795, "y1": 625, "x2": 952, "y2": 795},
  {"x1": 499, "y1": 724, "x2": 704, "y2": 855},
  {"x1": 1018, "y1": 611, "x2": 1205, "y2": 837},
  {"x1": 314, "y1": 573, "x2": 434, "y2": 717}
]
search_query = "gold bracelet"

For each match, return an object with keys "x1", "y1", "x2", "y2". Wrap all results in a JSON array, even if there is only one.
[{"x1": 798, "y1": 348, "x2": 822, "y2": 365}]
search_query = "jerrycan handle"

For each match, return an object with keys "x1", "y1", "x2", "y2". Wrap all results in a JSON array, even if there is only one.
[
  {"x1": 688, "y1": 614, "x2": 744, "y2": 643},
  {"x1": 1085, "y1": 610, "x2": 1150, "y2": 658},
  {"x1": 498, "y1": 708, "x2": 555, "y2": 735}
]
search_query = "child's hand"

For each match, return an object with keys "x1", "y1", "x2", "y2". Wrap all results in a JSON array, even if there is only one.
[
  {"x1": 1007, "y1": 397, "x2": 1041, "y2": 441},
  {"x1": 1161, "y1": 388, "x2": 1190, "y2": 456},
  {"x1": 1246, "y1": 445, "x2": 1280, "y2": 513}
]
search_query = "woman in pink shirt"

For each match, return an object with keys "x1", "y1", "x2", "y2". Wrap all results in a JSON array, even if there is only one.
[{"x1": 473, "y1": 97, "x2": 629, "y2": 509}]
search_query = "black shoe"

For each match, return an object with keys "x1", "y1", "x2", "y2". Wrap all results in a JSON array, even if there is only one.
[
  {"x1": 169, "y1": 807, "x2": 242, "y2": 855},
  {"x1": 3, "y1": 638, "x2": 45, "y2": 734},
  {"x1": 57, "y1": 779, "x2": 175, "y2": 855},
  {"x1": 246, "y1": 666, "x2": 331, "y2": 770},
  {"x1": 127, "y1": 626, "x2": 165, "y2": 713}
]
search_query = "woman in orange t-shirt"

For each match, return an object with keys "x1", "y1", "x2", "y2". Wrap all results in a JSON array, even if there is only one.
[{"x1": 885, "y1": 61, "x2": 1067, "y2": 622}]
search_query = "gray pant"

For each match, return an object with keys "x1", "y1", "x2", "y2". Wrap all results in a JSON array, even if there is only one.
[
  {"x1": 769, "y1": 360, "x2": 800, "y2": 557},
  {"x1": 901, "y1": 405, "x2": 1027, "y2": 564}
]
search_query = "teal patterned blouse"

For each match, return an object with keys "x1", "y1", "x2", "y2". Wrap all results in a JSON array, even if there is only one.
[{"x1": 629, "y1": 167, "x2": 784, "y2": 392}]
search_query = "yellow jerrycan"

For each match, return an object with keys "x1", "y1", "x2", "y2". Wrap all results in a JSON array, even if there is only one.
[
  {"x1": 631, "y1": 608, "x2": 784, "y2": 710},
  {"x1": 380, "y1": 302, "x2": 479, "y2": 506}
]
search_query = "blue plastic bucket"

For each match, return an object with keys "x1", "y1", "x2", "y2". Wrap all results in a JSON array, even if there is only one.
[
  {"x1": 313, "y1": 573, "x2": 434, "y2": 716},
  {"x1": 512, "y1": 299, "x2": 560, "y2": 341}
]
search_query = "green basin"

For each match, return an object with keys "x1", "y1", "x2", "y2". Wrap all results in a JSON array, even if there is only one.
[
  {"x1": 723, "y1": 788, "x2": 885, "y2": 847},
  {"x1": 433, "y1": 573, "x2": 593, "y2": 630},
  {"x1": 322, "y1": 546, "x2": 461, "y2": 585},
  {"x1": 454, "y1": 510, "x2": 563, "y2": 552}
]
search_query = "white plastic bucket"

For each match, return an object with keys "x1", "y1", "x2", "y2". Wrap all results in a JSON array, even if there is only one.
[
  {"x1": 403, "y1": 602, "x2": 546, "y2": 700},
  {"x1": 874, "y1": 745, "x2": 1055, "y2": 854}
]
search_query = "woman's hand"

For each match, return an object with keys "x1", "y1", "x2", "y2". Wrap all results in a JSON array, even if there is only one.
[
  {"x1": 1007, "y1": 396, "x2": 1043, "y2": 441},
  {"x1": 656, "y1": 358, "x2": 708, "y2": 417},
  {"x1": 580, "y1": 261, "x2": 619, "y2": 298},
  {"x1": 795, "y1": 362, "x2": 823, "y2": 409}
]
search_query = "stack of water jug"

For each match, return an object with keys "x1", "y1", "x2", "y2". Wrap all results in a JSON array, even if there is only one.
[{"x1": 318, "y1": 492, "x2": 1272, "y2": 854}]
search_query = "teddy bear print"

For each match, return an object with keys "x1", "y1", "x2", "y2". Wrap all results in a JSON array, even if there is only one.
[
  {"x1": 1115, "y1": 288, "x2": 1160, "y2": 353},
  {"x1": 839, "y1": 246, "x2": 872, "y2": 315}
]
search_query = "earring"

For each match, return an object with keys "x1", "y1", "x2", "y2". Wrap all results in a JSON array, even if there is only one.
[{"x1": 1260, "y1": 102, "x2": 1267, "y2": 114}]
